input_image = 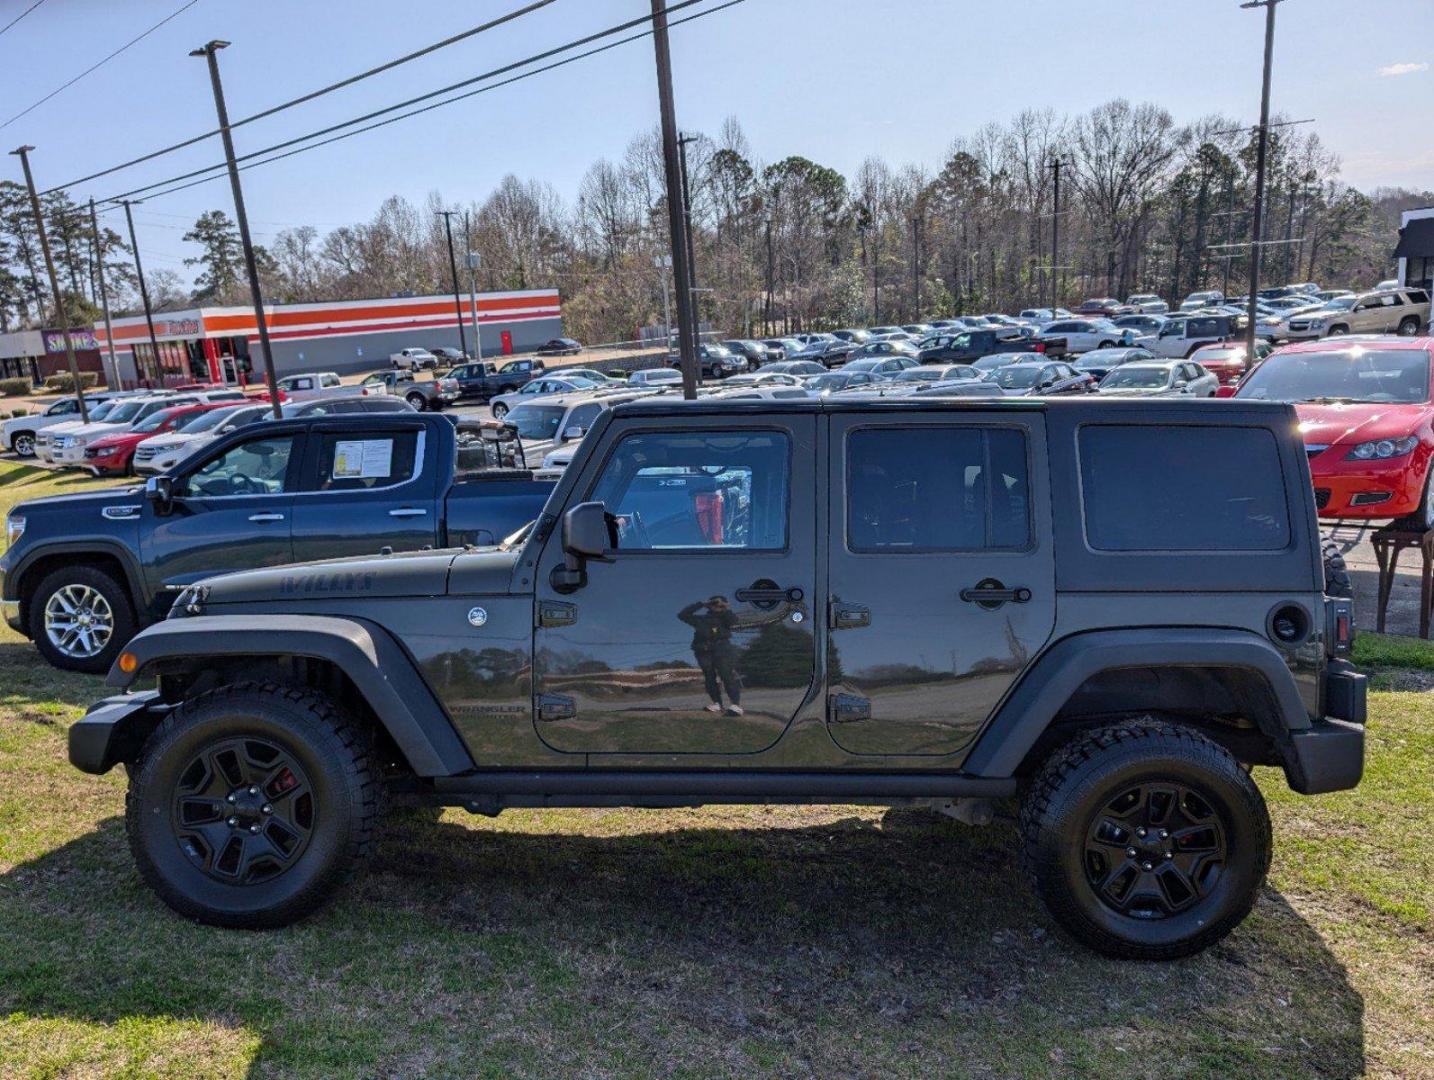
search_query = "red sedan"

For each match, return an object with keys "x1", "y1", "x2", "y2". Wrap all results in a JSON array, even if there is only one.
[
  {"x1": 1233, "y1": 337, "x2": 1434, "y2": 527},
  {"x1": 82, "y1": 401, "x2": 239, "y2": 477},
  {"x1": 1189, "y1": 341, "x2": 1273, "y2": 387}
]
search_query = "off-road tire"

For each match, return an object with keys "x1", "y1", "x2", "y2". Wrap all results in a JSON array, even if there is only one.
[
  {"x1": 1321, "y1": 535, "x2": 1353, "y2": 598},
  {"x1": 1021, "y1": 718, "x2": 1271, "y2": 961},
  {"x1": 29, "y1": 563, "x2": 135, "y2": 674},
  {"x1": 126, "y1": 682, "x2": 378, "y2": 928}
]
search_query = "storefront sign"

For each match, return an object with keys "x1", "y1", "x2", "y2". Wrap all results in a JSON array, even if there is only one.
[
  {"x1": 156, "y1": 318, "x2": 200, "y2": 337},
  {"x1": 42, "y1": 329, "x2": 99, "y2": 353}
]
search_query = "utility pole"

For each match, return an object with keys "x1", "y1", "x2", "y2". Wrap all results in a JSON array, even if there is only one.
[
  {"x1": 10, "y1": 146, "x2": 87, "y2": 421},
  {"x1": 88, "y1": 198, "x2": 121, "y2": 390},
  {"x1": 763, "y1": 218, "x2": 773, "y2": 334},
  {"x1": 655, "y1": 254, "x2": 673, "y2": 341},
  {"x1": 677, "y1": 132, "x2": 699, "y2": 349},
  {"x1": 435, "y1": 209, "x2": 469, "y2": 358},
  {"x1": 873, "y1": 223, "x2": 881, "y2": 322},
  {"x1": 1241, "y1": 0, "x2": 1283, "y2": 359},
  {"x1": 1220, "y1": 182, "x2": 1238, "y2": 298},
  {"x1": 1047, "y1": 157, "x2": 1064, "y2": 310},
  {"x1": 191, "y1": 40, "x2": 282, "y2": 419},
  {"x1": 650, "y1": 0, "x2": 698, "y2": 398},
  {"x1": 463, "y1": 212, "x2": 483, "y2": 363},
  {"x1": 120, "y1": 200, "x2": 162, "y2": 388},
  {"x1": 910, "y1": 213, "x2": 921, "y2": 318}
]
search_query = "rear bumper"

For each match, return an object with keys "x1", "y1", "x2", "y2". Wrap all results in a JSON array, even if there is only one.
[
  {"x1": 68, "y1": 691, "x2": 168, "y2": 775},
  {"x1": 1284, "y1": 666, "x2": 1367, "y2": 794}
]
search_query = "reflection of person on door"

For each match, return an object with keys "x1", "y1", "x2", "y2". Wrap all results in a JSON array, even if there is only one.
[{"x1": 678, "y1": 596, "x2": 743, "y2": 716}]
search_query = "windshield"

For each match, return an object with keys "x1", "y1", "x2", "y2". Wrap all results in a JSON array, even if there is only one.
[
  {"x1": 973, "y1": 353, "x2": 1032, "y2": 371},
  {"x1": 179, "y1": 406, "x2": 243, "y2": 433},
  {"x1": 1236, "y1": 348, "x2": 1432, "y2": 405},
  {"x1": 991, "y1": 367, "x2": 1043, "y2": 389},
  {"x1": 509, "y1": 404, "x2": 568, "y2": 441},
  {"x1": 1102, "y1": 368, "x2": 1171, "y2": 389},
  {"x1": 895, "y1": 369, "x2": 940, "y2": 382},
  {"x1": 807, "y1": 373, "x2": 849, "y2": 390},
  {"x1": 134, "y1": 409, "x2": 179, "y2": 433},
  {"x1": 1076, "y1": 351, "x2": 1126, "y2": 369},
  {"x1": 1321, "y1": 298, "x2": 1356, "y2": 312},
  {"x1": 83, "y1": 401, "x2": 118, "y2": 421},
  {"x1": 102, "y1": 401, "x2": 146, "y2": 423}
]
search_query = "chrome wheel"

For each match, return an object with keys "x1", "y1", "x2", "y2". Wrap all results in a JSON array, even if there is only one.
[
  {"x1": 491, "y1": 402, "x2": 508, "y2": 418},
  {"x1": 43, "y1": 584, "x2": 114, "y2": 659},
  {"x1": 12, "y1": 432, "x2": 35, "y2": 457}
]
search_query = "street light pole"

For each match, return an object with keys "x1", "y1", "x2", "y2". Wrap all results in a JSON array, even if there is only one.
[
  {"x1": 10, "y1": 146, "x2": 87, "y2": 421},
  {"x1": 87, "y1": 198, "x2": 121, "y2": 390},
  {"x1": 649, "y1": 0, "x2": 698, "y2": 399},
  {"x1": 1048, "y1": 157, "x2": 1064, "y2": 310},
  {"x1": 435, "y1": 210, "x2": 470, "y2": 358},
  {"x1": 1241, "y1": 0, "x2": 1283, "y2": 360},
  {"x1": 463, "y1": 212, "x2": 483, "y2": 363},
  {"x1": 190, "y1": 40, "x2": 282, "y2": 419},
  {"x1": 120, "y1": 200, "x2": 163, "y2": 387}
]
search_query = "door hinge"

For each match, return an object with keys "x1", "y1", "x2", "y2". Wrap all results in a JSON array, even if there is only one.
[
  {"x1": 537, "y1": 694, "x2": 576, "y2": 722},
  {"x1": 827, "y1": 693, "x2": 871, "y2": 723},
  {"x1": 538, "y1": 600, "x2": 577, "y2": 628},
  {"x1": 829, "y1": 601, "x2": 871, "y2": 630}
]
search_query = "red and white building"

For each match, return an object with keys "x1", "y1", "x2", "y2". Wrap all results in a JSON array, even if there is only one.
[{"x1": 94, "y1": 288, "x2": 562, "y2": 387}]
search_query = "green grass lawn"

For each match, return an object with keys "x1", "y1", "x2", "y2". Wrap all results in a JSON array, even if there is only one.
[{"x1": 0, "y1": 458, "x2": 1431, "y2": 1078}]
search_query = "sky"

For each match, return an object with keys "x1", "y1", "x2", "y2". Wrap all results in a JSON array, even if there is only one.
[{"x1": 0, "y1": 0, "x2": 1429, "y2": 286}]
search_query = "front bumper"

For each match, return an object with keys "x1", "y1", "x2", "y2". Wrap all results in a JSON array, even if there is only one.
[
  {"x1": 50, "y1": 445, "x2": 88, "y2": 466},
  {"x1": 68, "y1": 691, "x2": 168, "y2": 775},
  {"x1": 1310, "y1": 455, "x2": 1427, "y2": 519}
]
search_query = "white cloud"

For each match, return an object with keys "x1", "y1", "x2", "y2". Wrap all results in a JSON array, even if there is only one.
[{"x1": 1378, "y1": 62, "x2": 1429, "y2": 77}]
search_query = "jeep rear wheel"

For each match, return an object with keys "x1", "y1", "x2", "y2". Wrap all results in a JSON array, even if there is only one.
[
  {"x1": 127, "y1": 682, "x2": 377, "y2": 928},
  {"x1": 29, "y1": 564, "x2": 135, "y2": 673},
  {"x1": 1022, "y1": 719, "x2": 1270, "y2": 960}
]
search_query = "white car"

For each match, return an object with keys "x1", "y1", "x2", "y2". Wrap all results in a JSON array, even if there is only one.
[
  {"x1": 487, "y1": 373, "x2": 606, "y2": 418},
  {"x1": 627, "y1": 368, "x2": 683, "y2": 388},
  {"x1": 1126, "y1": 294, "x2": 1170, "y2": 314},
  {"x1": 132, "y1": 403, "x2": 270, "y2": 475},
  {"x1": 276, "y1": 371, "x2": 345, "y2": 399},
  {"x1": 390, "y1": 348, "x2": 439, "y2": 371},
  {"x1": 3, "y1": 393, "x2": 131, "y2": 458},
  {"x1": 1036, "y1": 318, "x2": 1132, "y2": 354},
  {"x1": 1097, "y1": 360, "x2": 1220, "y2": 397},
  {"x1": 48, "y1": 393, "x2": 224, "y2": 466}
]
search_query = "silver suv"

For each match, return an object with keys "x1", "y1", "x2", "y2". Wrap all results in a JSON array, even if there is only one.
[{"x1": 1286, "y1": 288, "x2": 1430, "y2": 340}]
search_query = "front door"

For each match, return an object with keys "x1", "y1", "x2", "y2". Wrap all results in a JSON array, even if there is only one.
[
  {"x1": 533, "y1": 416, "x2": 818, "y2": 756},
  {"x1": 141, "y1": 431, "x2": 302, "y2": 615},
  {"x1": 288, "y1": 423, "x2": 439, "y2": 561},
  {"x1": 825, "y1": 411, "x2": 1056, "y2": 757}
]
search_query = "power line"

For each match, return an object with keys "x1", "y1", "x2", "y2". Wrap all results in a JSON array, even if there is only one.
[
  {"x1": 41, "y1": 0, "x2": 559, "y2": 195},
  {"x1": 90, "y1": 0, "x2": 741, "y2": 211},
  {"x1": 0, "y1": 0, "x2": 45, "y2": 39},
  {"x1": 0, "y1": 0, "x2": 203, "y2": 131}
]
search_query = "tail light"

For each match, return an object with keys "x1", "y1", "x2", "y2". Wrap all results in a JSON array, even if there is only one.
[
  {"x1": 1324, "y1": 596, "x2": 1354, "y2": 656},
  {"x1": 1032, "y1": 342, "x2": 1046, "y2": 353}
]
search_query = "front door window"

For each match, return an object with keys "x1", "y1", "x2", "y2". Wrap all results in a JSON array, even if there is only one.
[{"x1": 532, "y1": 422, "x2": 817, "y2": 756}]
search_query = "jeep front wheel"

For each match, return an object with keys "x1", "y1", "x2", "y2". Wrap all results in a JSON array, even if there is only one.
[
  {"x1": 1022, "y1": 719, "x2": 1271, "y2": 960},
  {"x1": 29, "y1": 564, "x2": 135, "y2": 673},
  {"x1": 127, "y1": 683, "x2": 377, "y2": 928}
]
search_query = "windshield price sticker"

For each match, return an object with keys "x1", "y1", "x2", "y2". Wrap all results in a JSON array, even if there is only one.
[{"x1": 333, "y1": 439, "x2": 394, "y2": 479}]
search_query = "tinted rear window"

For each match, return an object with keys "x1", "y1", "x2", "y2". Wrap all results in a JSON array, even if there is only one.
[{"x1": 1079, "y1": 425, "x2": 1290, "y2": 551}]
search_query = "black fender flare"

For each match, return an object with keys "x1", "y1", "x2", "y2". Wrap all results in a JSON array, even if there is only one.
[
  {"x1": 8, "y1": 538, "x2": 149, "y2": 623},
  {"x1": 962, "y1": 628, "x2": 1311, "y2": 778},
  {"x1": 107, "y1": 614, "x2": 475, "y2": 777}
]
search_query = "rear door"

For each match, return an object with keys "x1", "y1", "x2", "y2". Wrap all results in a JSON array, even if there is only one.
[
  {"x1": 825, "y1": 409, "x2": 1055, "y2": 758},
  {"x1": 532, "y1": 414, "x2": 818, "y2": 756},
  {"x1": 289, "y1": 420, "x2": 440, "y2": 561}
]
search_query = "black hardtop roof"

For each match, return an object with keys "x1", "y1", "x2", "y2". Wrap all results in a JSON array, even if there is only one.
[{"x1": 612, "y1": 395, "x2": 1294, "y2": 419}]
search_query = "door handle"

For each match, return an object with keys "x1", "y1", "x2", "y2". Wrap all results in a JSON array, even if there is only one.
[
  {"x1": 247, "y1": 512, "x2": 285, "y2": 523},
  {"x1": 829, "y1": 602, "x2": 870, "y2": 630},
  {"x1": 735, "y1": 581, "x2": 804, "y2": 608},
  {"x1": 389, "y1": 507, "x2": 428, "y2": 518},
  {"x1": 960, "y1": 578, "x2": 1032, "y2": 610}
]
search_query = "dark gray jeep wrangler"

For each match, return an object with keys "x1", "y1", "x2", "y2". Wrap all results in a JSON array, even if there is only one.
[{"x1": 71, "y1": 396, "x2": 1366, "y2": 959}]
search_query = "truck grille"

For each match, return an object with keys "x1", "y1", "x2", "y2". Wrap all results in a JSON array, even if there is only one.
[
  {"x1": 134, "y1": 446, "x2": 158, "y2": 461},
  {"x1": 1289, "y1": 321, "x2": 1310, "y2": 331},
  {"x1": 1315, "y1": 488, "x2": 1331, "y2": 509}
]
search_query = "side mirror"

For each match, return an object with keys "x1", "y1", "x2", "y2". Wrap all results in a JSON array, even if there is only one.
[
  {"x1": 562, "y1": 425, "x2": 585, "y2": 442},
  {"x1": 145, "y1": 474, "x2": 174, "y2": 515},
  {"x1": 1173, "y1": 379, "x2": 1189, "y2": 390},
  {"x1": 552, "y1": 501, "x2": 615, "y2": 592}
]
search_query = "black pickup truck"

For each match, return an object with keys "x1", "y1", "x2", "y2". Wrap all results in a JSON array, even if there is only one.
[
  {"x1": 2, "y1": 414, "x2": 554, "y2": 673},
  {"x1": 445, "y1": 359, "x2": 546, "y2": 401},
  {"x1": 917, "y1": 327, "x2": 1067, "y2": 364}
]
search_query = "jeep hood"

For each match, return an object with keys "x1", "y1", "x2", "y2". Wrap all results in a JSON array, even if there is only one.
[
  {"x1": 199, "y1": 549, "x2": 466, "y2": 605},
  {"x1": 1295, "y1": 402, "x2": 1430, "y2": 446}
]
